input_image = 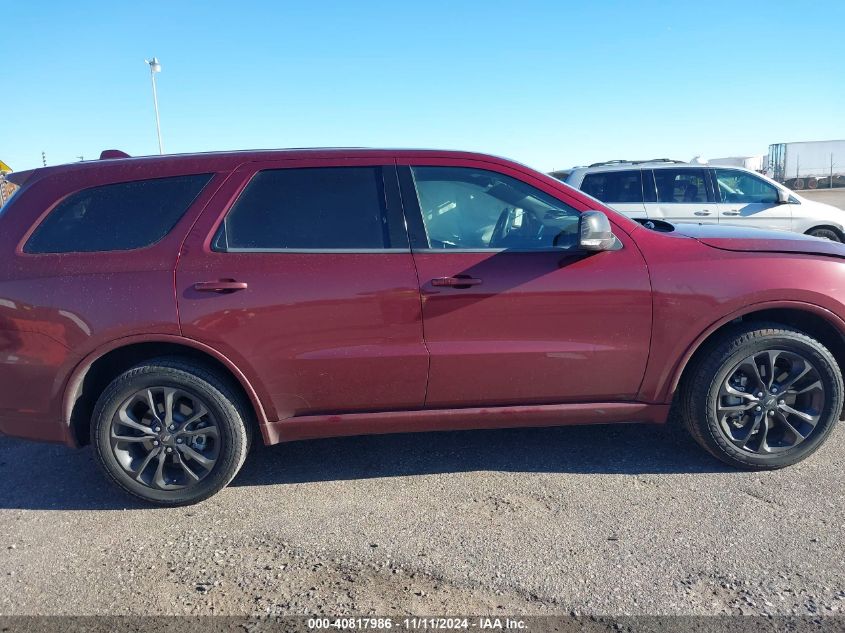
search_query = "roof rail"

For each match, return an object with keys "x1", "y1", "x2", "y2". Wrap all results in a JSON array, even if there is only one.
[
  {"x1": 587, "y1": 159, "x2": 631, "y2": 168},
  {"x1": 587, "y1": 158, "x2": 686, "y2": 168},
  {"x1": 638, "y1": 158, "x2": 687, "y2": 165}
]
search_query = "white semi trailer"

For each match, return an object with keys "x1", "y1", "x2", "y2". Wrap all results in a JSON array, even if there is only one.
[
  {"x1": 708, "y1": 155, "x2": 765, "y2": 171},
  {"x1": 768, "y1": 140, "x2": 845, "y2": 190}
]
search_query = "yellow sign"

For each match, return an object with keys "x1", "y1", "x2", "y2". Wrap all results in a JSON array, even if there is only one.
[{"x1": 0, "y1": 160, "x2": 11, "y2": 173}]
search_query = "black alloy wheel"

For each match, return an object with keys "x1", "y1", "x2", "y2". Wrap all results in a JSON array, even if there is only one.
[
  {"x1": 110, "y1": 386, "x2": 221, "y2": 490},
  {"x1": 681, "y1": 324, "x2": 842, "y2": 469},
  {"x1": 93, "y1": 358, "x2": 250, "y2": 505},
  {"x1": 716, "y1": 349, "x2": 824, "y2": 454}
]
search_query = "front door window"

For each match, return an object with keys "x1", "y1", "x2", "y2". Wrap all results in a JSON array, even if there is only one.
[
  {"x1": 714, "y1": 169, "x2": 779, "y2": 204},
  {"x1": 411, "y1": 166, "x2": 581, "y2": 251}
]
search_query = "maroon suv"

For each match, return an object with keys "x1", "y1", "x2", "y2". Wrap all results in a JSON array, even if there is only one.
[{"x1": 1, "y1": 149, "x2": 843, "y2": 504}]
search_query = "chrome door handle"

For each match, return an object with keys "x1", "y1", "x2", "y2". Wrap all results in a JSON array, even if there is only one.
[
  {"x1": 694, "y1": 210, "x2": 711, "y2": 216},
  {"x1": 722, "y1": 211, "x2": 741, "y2": 216},
  {"x1": 194, "y1": 280, "x2": 248, "y2": 293},
  {"x1": 431, "y1": 276, "x2": 483, "y2": 288}
]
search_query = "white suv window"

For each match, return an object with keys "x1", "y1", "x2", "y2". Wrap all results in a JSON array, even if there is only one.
[
  {"x1": 715, "y1": 169, "x2": 778, "y2": 204},
  {"x1": 653, "y1": 169, "x2": 709, "y2": 204},
  {"x1": 580, "y1": 170, "x2": 643, "y2": 203}
]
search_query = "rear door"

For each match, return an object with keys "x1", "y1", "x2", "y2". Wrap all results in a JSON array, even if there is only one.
[
  {"x1": 578, "y1": 169, "x2": 648, "y2": 220},
  {"x1": 712, "y1": 168, "x2": 791, "y2": 231},
  {"x1": 176, "y1": 158, "x2": 428, "y2": 422},
  {"x1": 649, "y1": 167, "x2": 717, "y2": 224}
]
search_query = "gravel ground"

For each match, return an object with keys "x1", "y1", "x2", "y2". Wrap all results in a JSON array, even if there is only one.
[{"x1": 0, "y1": 422, "x2": 844, "y2": 616}]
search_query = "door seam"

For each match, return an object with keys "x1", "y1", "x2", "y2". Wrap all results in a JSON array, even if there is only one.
[
  {"x1": 394, "y1": 158, "x2": 432, "y2": 406},
  {"x1": 173, "y1": 171, "x2": 233, "y2": 337}
]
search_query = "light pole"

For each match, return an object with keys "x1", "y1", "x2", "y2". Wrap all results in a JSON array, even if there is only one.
[{"x1": 145, "y1": 57, "x2": 163, "y2": 154}]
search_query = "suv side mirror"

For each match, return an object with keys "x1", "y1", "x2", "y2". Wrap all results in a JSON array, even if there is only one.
[
  {"x1": 776, "y1": 188, "x2": 791, "y2": 204},
  {"x1": 579, "y1": 211, "x2": 619, "y2": 251}
]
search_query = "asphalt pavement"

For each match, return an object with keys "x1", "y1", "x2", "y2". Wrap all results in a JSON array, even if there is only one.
[
  {"x1": 1, "y1": 422, "x2": 843, "y2": 615},
  {"x1": 800, "y1": 188, "x2": 845, "y2": 211}
]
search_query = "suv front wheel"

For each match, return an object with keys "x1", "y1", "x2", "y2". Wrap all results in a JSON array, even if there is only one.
[
  {"x1": 92, "y1": 358, "x2": 250, "y2": 505},
  {"x1": 807, "y1": 227, "x2": 842, "y2": 242},
  {"x1": 681, "y1": 324, "x2": 843, "y2": 469}
]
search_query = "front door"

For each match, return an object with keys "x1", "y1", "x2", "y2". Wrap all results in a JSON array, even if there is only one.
[
  {"x1": 649, "y1": 167, "x2": 717, "y2": 224},
  {"x1": 176, "y1": 159, "x2": 428, "y2": 422},
  {"x1": 399, "y1": 161, "x2": 653, "y2": 408},
  {"x1": 712, "y1": 168, "x2": 791, "y2": 231}
]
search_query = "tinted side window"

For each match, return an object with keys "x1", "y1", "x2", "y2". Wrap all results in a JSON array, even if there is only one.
[
  {"x1": 642, "y1": 170, "x2": 658, "y2": 202},
  {"x1": 715, "y1": 169, "x2": 778, "y2": 204},
  {"x1": 216, "y1": 167, "x2": 390, "y2": 250},
  {"x1": 580, "y1": 170, "x2": 643, "y2": 203},
  {"x1": 411, "y1": 166, "x2": 581, "y2": 250},
  {"x1": 653, "y1": 169, "x2": 708, "y2": 204},
  {"x1": 25, "y1": 174, "x2": 212, "y2": 254}
]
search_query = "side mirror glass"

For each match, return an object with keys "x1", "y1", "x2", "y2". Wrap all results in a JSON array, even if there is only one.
[{"x1": 579, "y1": 211, "x2": 619, "y2": 251}]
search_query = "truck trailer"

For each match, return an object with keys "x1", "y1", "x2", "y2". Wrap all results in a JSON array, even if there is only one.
[{"x1": 768, "y1": 140, "x2": 845, "y2": 190}]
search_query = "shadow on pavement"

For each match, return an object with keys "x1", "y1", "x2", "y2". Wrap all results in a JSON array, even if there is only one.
[{"x1": 0, "y1": 422, "x2": 731, "y2": 511}]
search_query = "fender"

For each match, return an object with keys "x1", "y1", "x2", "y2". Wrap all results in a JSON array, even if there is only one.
[
  {"x1": 61, "y1": 333, "x2": 272, "y2": 446},
  {"x1": 804, "y1": 222, "x2": 845, "y2": 235},
  {"x1": 660, "y1": 299, "x2": 845, "y2": 403}
]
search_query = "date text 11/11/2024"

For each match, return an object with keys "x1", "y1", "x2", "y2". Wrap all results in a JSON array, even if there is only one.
[{"x1": 307, "y1": 617, "x2": 528, "y2": 630}]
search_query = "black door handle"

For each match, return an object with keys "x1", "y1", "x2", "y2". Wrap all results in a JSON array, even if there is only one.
[
  {"x1": 431, "y1": 276, "x2": 483, "y2": 289},
  {"x1": 194, "y1": 280, "x2": 248, "y2": 293}
]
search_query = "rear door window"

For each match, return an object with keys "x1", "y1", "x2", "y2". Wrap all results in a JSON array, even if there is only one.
[
  {"x1": 214, "y1": 167, "x2": 395, "y2": 251},
  {"x1": 580, "y1": 170, "x2": 644, "y2": 203},
  {"x1": 25, "y1": 174, "x2": 212, "y2": 253},
  {"x1": 642, "y1": 170, "x2": 657, "y2": 202},
  {"x1": 653, "y1": 169, "x2": 710, "y2": 203}
]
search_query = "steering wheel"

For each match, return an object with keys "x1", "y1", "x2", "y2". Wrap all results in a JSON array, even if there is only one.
[{"x1": 490, "y1": 207, "x2": 515, "y2": 248}]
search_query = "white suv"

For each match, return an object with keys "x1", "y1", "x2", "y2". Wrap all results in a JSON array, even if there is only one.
[{"x1": 552, "y1": 159, "x2": 845, "y2": 241}]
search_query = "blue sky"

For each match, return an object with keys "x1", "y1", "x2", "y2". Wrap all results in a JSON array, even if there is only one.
[{"x1": 3, "y1": 0, "x2": 843, "y2": 172}]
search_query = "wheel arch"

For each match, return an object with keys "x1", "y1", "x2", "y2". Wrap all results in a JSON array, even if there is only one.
[
  {"x1": 666, "y1": 301, "x2": 845, "y2": 402},
  {"x1": 63, "y1": 335, "x2": 270, "y2": 447},
  {"x1": 805, "y1": 225, "x2": 845, "y2": 241}
]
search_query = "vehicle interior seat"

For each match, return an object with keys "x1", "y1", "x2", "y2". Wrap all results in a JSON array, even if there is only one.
[{"x1": 683, "y1": 184, "x2": 699, "y2": 202}]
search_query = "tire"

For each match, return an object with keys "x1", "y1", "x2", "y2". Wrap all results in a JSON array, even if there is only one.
[
  {"x1": 808, "y1": 227, "x2": 842, "y2": 242},
  {"x1": 680, "y1": 324, "x2": 843, "y2": 470},
  {"x1": 92, "y1": 358, "x2": 250, "y2": 505}
]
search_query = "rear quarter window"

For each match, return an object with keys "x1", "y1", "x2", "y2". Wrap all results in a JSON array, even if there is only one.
[{"x1": 25, "y1": 174, "x2": 212, "y2": 254}]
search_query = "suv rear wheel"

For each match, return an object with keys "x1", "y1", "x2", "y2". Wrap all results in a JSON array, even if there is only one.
[
  {"x1": 680, "y1": 324, "x2": 842, "y2": 469},
  {"x1": 92, "y1": 358, "x2": 250, "y2": 505}
]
